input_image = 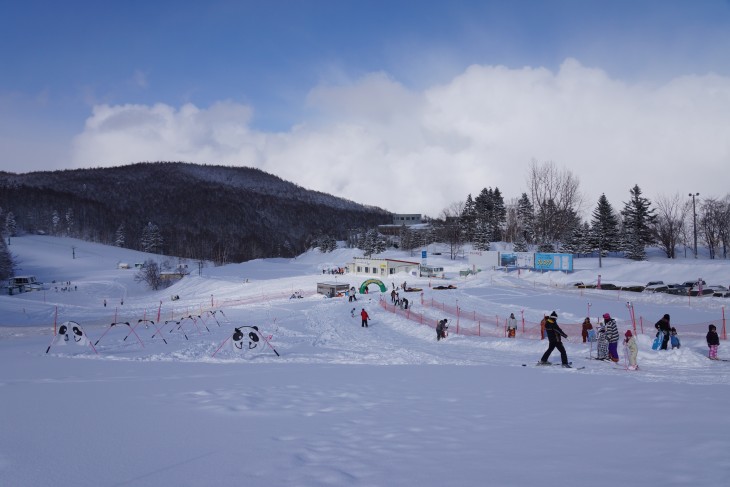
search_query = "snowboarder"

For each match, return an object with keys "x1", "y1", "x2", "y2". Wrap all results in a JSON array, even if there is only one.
[
  {"x1": 581, "y1": 317, "x2": 593, "y2": 343},
  {"x1": 624, "y1": 330, "x2": 638, "y2": 370},
  {"x1": 596, "y1": 322, "x2": 609, "y2": 360},
  {"x1": 655, "y1": 314, "x2": 671, "y2": 350},
  {"x1": 604, "y1": 313, "x2": 620, "y2": 362},
  {"x1": 360, "y1": 308, "x2": 369, "y2": 328},
  {"x1": 507, "y1": 313, "x2": 517, "y2": 338},
  {"x1": 436, "y1": 319, "x2": 448, "y2": 341},
  {"x1": 539, "y1": 311, "x2": 571, "y2": 367},
  {"x1": 707, "y1": 324, "x2": 720, "y2": 360},
  {"x1": 670, "y1": 327, "x2": 681, "y2": 349}
]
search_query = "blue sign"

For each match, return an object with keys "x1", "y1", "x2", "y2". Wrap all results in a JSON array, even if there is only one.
[
  {"x1": 421, "y1": 250, "x2": 427, "y2": 259},
  {"x1": 534, "y1": 253, "x2": 573, "y2": 272}
]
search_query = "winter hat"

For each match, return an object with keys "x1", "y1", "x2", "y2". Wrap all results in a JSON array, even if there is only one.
[
  {"x1": 663, "y1": 314, "x2": 670, "y2": 320},
  {"x1": 709, "y1": 324, "x2": 716, "y2": 331},
  {"x1": 625, "y1": 330, "x2": 632, "y2": 337},
  {"x1": 550, "y1": 311, "x2": 557, "y2": 317},
  {"x1": 603, "y1": 313, "x2": 611, "y2": 320}
]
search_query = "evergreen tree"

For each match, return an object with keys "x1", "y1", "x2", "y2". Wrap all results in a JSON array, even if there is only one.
[
  {"x1": 512, "y1": 236, "x2": 529, "y2": 252},
  {"x1": 51, "y1": 210, "x2": 60, "y2": 235},
  {"x1": 65, "y1": 208, "x2": 74, "y2": 236},
  {"x1": 472, "y1": 220, "x2": 491, "y2": 251},
  {"x1": 141, "y1": 222, "x2": 163, "y2": 254},
  {"x1": 561, "y1": 225, "x2": 584, "y2": 256},
  {"x1": 0, "y1": 237, "x2": 13, "y2": 281},
  {"x1": 460, "y1": 194, "x2": 477, "y2": 242},
  {"x1": 590, "y1": 194, "x2": 621, "y2": 256},
  {"x1": 516, "y1": 193, "x2": 535, "y2": 244},
  {"x1": 620, "y1": 184, "x2": 657, "y2": 261},
  {"x1": 5, "y1": 211, "x2": 17, "y2": 237},
  {"x1": 489, "y1": 187, "x2": 506, "y2": 242},
  {"x1": 362, "y1": 229, "x2": 378, "y2": 257},
  {"x1": 399, "y1": 225, "x2": 415, "y2": 252},
  {"x1": 114, "y1": 224, "x2": 126, "y2": 248}
]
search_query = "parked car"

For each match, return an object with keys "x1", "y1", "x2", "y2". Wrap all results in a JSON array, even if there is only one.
[
  {"x1": 682, "y1": 279, "x2": 706, "y2": 289},
  {"x1": 664, "y1": 283, "x2": 690, "y2": 295},
  {"x1": 646, "y1": 280, "x2": 664, "y2": 287},
  {"x1": 644, "y1": 283, "x2": 668, "y2": 293},
  {"x1": 708, "y1": 285, "x2": 730, "y2": 298}
]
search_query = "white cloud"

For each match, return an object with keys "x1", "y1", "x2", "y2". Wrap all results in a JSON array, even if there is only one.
[{"x1": 71, "y1": 59, "x2": 730, "y2": 217}]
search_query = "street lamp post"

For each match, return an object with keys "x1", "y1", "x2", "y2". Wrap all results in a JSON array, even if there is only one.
[{"x1": 689, "y1": 192, "x2": 699, "y2": 258}]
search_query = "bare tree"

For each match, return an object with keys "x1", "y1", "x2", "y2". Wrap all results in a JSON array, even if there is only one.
[
  {"x1": 699, "y1": 198, "x2": 724, "y2": 259},
  {"x1": 652, "y1": 193, "x2": 687, "y2": 259},
  {"x1": 134, "y1": 259, "x2": 165, "y2": 290},
  {"x1": 436, "y1": 201, "x2": 465, "y2": 260},
  {"x1": 526, "y1": 160, "x2": 583, "y2": 247}
]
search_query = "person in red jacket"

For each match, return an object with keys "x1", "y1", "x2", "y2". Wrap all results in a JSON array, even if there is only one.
[{"x1": 360, "y1": 308, "x2": 369, "y2": 328}]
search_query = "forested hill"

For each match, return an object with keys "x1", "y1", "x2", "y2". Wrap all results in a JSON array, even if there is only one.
[{"x1": 0, "y1": 162, "x2": 391, "y2": 263}]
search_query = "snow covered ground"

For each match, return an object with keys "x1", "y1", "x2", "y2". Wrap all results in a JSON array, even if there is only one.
[{"x1": 2, "y1": 235, "x2": 730, "y2": 486}]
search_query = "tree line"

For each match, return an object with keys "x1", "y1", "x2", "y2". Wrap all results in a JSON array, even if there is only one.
[{"x1": 398, "y1": 160, "x2": 730, "y2": 261}]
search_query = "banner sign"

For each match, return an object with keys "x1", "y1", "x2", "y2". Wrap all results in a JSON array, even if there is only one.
[{"x1": 534, "y1": 253, "x2": 573, "y2": 272}]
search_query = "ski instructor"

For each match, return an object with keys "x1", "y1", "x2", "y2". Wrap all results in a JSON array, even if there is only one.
[{"x1": 539, "y1": 311, "x2": 572, "y2": 368}]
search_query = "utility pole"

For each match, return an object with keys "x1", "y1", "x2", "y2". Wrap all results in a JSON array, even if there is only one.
[{"x1": 689, "y1": 193, "x2": 699, "y2": 258}]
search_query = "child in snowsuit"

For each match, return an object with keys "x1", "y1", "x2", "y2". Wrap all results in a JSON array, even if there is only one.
[
  {"x1": 707, "y1": 324, "x2": 720, "y2": 360},
  {"x1": 507, "y1": 313, "x2": 517, "y2": 338},
  {"x1": 624, "y1": 330, "x2": 638, "y2": 370},
  {"x1": 670, "y1": 327, "x2": 681, "y2": 349},
  {"x1": 581, "y1": 317, "x2": 593, "y2": 343},
  {"x1": 360, "y1": 309, "x2": 369, "y2": 327},
  {"x1": 596, "y1": 322, "x2": 609, "y2": 361},
  {"x1": 436, "y1": 319, "x2": 448, "y2": 341},
  {"x1": 604, "y1": 313, "x2": 620, "y2": 362}
]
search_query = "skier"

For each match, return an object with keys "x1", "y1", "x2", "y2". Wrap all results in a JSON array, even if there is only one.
[
  {"x1": 624, "y1": 330, "x2": 638, "y2": 370},
  {"x1": 596, "y1": 321, "x2": 609, "y2": 360},
  {"x1": 360, "y1": 308, "x2": 369, "y2": 328},
  {"x1": 707, "y1": 324, "x2": 720, "y2": 360},
  {"x1": 538, "y1": 311, "x2": 571, "y2": 367},
  {"x1": 604, "y1": 313, "x2": 620, "y2": 362},
  {"x1": 402, "y1": 297, "x2": 409, "y2": 310},
  {"x1": 654, "y1": 314, "x2": 671, "y2": 350},
  {"x1": 436, "y1": 319, "x2": 448, "y2": 341},
  {"x1": 506, "y1": 313, "x2": 517, "y2": 338},
  {"x1": 581, "y1": 317, "x2": 593, "y2": 343}
]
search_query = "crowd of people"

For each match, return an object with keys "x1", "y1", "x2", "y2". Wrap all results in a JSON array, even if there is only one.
[{"x1": 355, "y1": 286, "x2": 723, "y2": 366}]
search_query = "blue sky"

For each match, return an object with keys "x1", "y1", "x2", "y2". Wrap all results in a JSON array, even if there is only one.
[{"x1": 2, "y1": 0, "x2": 730, "y2": 216}]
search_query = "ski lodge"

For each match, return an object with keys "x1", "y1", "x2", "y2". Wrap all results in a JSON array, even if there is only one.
[{"x1": 347, "y1": 257, "x2": 420, "y2": 278}]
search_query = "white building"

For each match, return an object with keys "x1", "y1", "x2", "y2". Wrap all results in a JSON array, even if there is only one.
[{"x1": 347, "y1": 257, "x2": 420, "y2": 278}]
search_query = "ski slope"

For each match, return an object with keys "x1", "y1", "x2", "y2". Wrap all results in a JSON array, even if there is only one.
[{"x1": 1, "y1": 235, "x2": 729, "y2": 486}]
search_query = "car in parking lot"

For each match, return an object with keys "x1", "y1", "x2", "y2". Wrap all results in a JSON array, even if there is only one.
[
  {"x1": 664, "y1": 283, "x2": 690, "y2": 295},
  {"x1": 644, "y1": 282, "x2": 668, "y2": 293}
]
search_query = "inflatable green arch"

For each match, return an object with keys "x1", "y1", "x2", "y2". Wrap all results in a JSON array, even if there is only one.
[{"x1": 359, "y1": 279, "x2": 387, "y2": 294}]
